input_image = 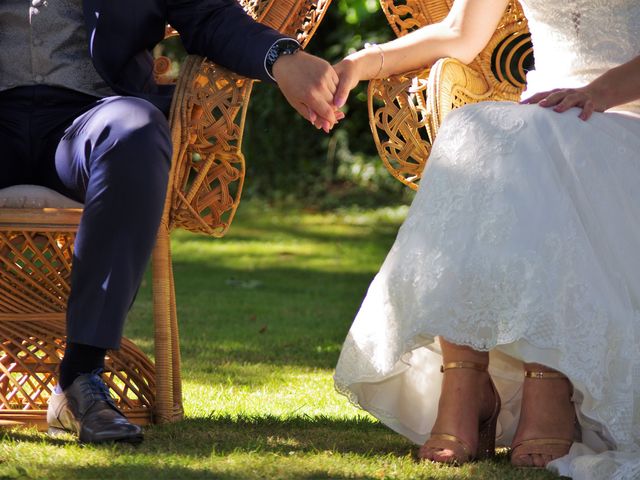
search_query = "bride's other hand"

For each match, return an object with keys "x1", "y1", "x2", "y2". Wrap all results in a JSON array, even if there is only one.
[
  {"x1": 522, "y1": 87, "x2": 606, "y2": 121},
  {"x1": 522, "y1": 55, "x2": 640, "y2": 121}
]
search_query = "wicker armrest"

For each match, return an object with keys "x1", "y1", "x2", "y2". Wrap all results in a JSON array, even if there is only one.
[
  {"x1": 166, "y1": 56, "x2": 251, "y2": 237},
  {"x1": 165, "y1": 0, "x2": 333, "y2": 237},
  {"x1": 368, "y1": 68, "x2": 433, "y2": 190},
  {"x1": 427, "y1": 57, "x2": 496, "y2": 135},
  {"x1": 367, "y1": 57, "x2": 520, "y2": 190},
  {"x1": 366, "y1": 60, "x2": 492, "y2": 191}
]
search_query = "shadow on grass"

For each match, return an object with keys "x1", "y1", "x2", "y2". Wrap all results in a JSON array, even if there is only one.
[
  {"x1": 178, "y1": 201, "x2": 405, "y2": 238},
  {"x1": 142, "y1": 414, "x2": 413, "y2": 457},
  {"x1": 13, "y1": 465, "x2": 383, "y2": 480},
  {"x1": 180, "y1": 221, "x2": 401, "y2": 247},
  {"x1": 0, "y1": 418, "x2": 559, "y2": 480},
  {"x1": 36, "y1": 466, "x2": 241, "y2": 480},
  {"x1": 5, "y1": 458, "x2": 369, "y2": 480},
  {"x1": 124, "y1": 205, "x2": 402, "y2": 380},
  {"x1": 1, "y1": 415, "x2": 410, "y2": 457},
  {"x1": 0, "y1": 417, "x2": 408, "y2": 480}
]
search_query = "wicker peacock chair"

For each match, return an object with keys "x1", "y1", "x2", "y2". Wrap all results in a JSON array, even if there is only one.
[
  {"x1": 368, "y1": 0, "x2": 534, "y2": 190},
  {"x1": 0, "y1": 0, "x2": 332, "y2": 430}
]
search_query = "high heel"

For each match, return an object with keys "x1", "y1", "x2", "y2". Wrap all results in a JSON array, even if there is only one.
[
  {"x1": 511, "y1": 369, "x2": 577, "y2": 468},
  {"x1": 419, "y1": 361, "x2": 501, "y2": 464}
]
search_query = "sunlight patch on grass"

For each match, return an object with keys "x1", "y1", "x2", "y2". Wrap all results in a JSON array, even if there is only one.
[
  {"x1": 183, "y1": 365, "x2": 353, "y2": 418},
  {"x1": 171, "y1": 233, "x2": 391, "y2": 274},
  {"x1": 169, "y1": 204, "x2": 407, "y2": 276}
]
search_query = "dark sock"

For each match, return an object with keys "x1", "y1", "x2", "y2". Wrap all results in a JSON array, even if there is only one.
[{"x1": 59, "y1": 342, "x2": 107, "y2": 390}]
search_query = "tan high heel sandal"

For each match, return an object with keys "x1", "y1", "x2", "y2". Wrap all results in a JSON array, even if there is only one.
[
  {"x1": 420, "y1": 361, "x2": 501, "y2": 464},
  {"x1": 511, "y1": 369, "x2": 576, "y2": 468}
]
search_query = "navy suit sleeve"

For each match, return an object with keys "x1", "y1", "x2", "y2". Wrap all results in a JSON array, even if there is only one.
[{"x1": 166, "y1": 0, "x2": 288, "y2": 82}]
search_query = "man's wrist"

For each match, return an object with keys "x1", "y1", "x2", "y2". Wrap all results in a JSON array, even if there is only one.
[{"x1": 265, "y1": 38, "x2": 302, "y2": 81}]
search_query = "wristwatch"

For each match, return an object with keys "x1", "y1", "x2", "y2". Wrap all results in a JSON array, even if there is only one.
[{"x1": 265, "y1": 38, "x2": 302, "y2": 80}]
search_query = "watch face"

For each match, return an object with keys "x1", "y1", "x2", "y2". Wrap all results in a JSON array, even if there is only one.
[
  {"x1": 279, "y1": 39, "x2": 300, "y2": 52},
  {"x1": 275, "y1": 40, "x2": 301, "y2": 59}
]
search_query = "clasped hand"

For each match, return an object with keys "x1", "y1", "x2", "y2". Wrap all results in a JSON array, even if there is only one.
[
  {"x1": 273, "y1": 51, "x2": 345, "y2": 133},
  {"x1": 273, "y1": 51, "x2": 372, "y2": 132}
]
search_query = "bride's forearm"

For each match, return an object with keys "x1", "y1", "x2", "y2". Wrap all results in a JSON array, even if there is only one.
[
  {"x1": 345, "y1": 0, "x2": 509, "y2": 81},
  {"x1": 345, "y1": 24, "x2": 463, "y2": 80},
  {"x1": 587, "y1": 55, "x2": 640, "y2": 110}
]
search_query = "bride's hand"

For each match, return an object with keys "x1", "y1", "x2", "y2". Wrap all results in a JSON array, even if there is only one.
[
  {"x1": 333, "y1": 57, "x2": 363, "y2": 109},
  {"x1": 521, "y1": 86, "x2": 608, "y2": 121}
]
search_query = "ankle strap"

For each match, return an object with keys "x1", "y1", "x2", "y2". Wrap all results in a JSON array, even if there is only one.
[
  {"x1": 524, "y1": 370, "x2": 567, "y2": 379},
  {"x1": 440, "y1": 361, "x2": 488, "y2": 373}
]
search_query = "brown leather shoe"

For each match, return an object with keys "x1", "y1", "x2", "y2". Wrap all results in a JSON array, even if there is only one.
[{"x1": 47, "y1": 372, "x2": 143, "y2": 444}]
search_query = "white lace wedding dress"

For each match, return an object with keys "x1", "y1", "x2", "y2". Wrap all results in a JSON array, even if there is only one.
[{"x1": 334, "y1": 1, "x2": 640, "y2": 478}]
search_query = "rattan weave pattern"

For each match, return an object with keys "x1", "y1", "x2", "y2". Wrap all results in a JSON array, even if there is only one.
[
  {"x1": 0, "y1": 231, "x2": 73, "y2": 314},
  {"x1": 367, "y1": 69, "x2": 432, "y2": 189},
  {"x1": 369, "y1": 0, "x2": 531, "y2": 189},
  {"x1": 239, "y1": 0, "x2": 331, "y2": 47},
  {"x1": 0, "y1": 317, "x2": 154, "y2": 429},
  {"x1": 168, "y1": 59, "x2": 251, "y2": 237},
  {"x1": 379, "y1": 0, "x2": 451, "y2": 38}
]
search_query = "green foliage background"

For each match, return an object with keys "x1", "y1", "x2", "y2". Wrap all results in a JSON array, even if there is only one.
[{"x1": 242, "y1": 0, "x2": 404, "y2": 208}]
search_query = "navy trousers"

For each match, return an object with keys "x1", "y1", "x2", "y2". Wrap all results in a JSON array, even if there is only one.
[{"x1": 0, "y1": 86, "x2": 171, "y2": 349}]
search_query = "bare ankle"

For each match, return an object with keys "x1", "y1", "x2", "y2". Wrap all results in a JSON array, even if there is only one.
[{"x1": 440, "y1": 338, "x2": 488, "y2": 366}]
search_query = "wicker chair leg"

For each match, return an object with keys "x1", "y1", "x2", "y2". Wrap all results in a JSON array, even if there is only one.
[
  {"x1": 168, "y1": 259, "x2": 183, "y2": 421},
  {"x1": 152, "y1": 224, "x2": 174, "y2": 423}
]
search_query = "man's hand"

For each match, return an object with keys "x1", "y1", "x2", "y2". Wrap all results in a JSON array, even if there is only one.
[{"x1": 273, "y1": 51, "x2": 344, "y2": 133}]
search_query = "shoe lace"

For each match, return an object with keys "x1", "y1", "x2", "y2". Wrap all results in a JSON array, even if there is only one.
[{"x1": 81, "y1": 369, "x2": 117, "y2": 406}]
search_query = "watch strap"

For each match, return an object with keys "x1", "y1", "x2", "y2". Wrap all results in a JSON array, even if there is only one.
[{"x1": 265, "y1": 38, "x2": 302, "y2": 81}]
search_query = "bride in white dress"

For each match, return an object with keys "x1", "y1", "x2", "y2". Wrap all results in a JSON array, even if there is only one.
[{"x1": 330, "y1": 0, "x2": 640, "y2": 478}]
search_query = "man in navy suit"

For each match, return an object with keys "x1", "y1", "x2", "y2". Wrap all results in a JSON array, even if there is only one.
[{"x1": 0, "y1": 0, "x2": 340, "y2": 443}]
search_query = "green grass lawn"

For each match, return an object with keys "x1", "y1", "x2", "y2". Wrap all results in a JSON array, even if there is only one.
[{"x1": 0, "y1": 202, "x2": 558, "y2": 479}]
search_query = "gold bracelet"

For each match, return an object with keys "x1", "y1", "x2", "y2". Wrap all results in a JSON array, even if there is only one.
[{"x1": 364, "y1": 42, "x2": 385, "y2": 78}]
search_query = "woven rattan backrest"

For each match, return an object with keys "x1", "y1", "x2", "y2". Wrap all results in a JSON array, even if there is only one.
[
  {"x1": 380, "y1": 0, "x2": 533, "y2": 98},
  {"x1": 240, "y1": 0, "x2": 332, "y2": 47},
  {"x1": 167, "y1": 0, "x2": 333, "y2": 237}
]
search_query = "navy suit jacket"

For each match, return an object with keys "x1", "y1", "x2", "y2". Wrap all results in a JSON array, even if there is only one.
[{"x1": 83, "y1": 0, "x2": 287, "y2": 113}]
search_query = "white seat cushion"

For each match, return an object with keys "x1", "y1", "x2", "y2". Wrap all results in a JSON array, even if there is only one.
[{"x1": 0, "y1": 185, "x2": 83, "y2": 209}]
